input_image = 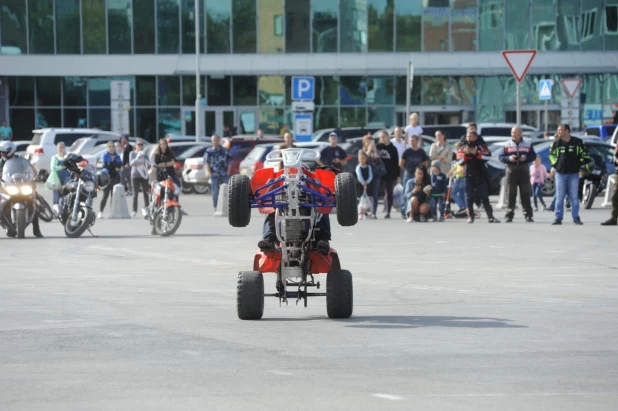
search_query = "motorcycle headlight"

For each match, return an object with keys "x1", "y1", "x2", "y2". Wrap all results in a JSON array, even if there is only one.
[
  {"x1": 21, "y1": 185, "x2": 34, "y2": 195},
  {"x1": 5, "y1": 186, "x2": 19, "y2": 195},
  {"x1": 84, "y1": 180, "x2": 95, "y2": 192}
]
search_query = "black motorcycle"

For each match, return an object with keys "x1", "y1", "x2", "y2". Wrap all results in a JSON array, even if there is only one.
[
  {"x1": 580, "y1": 154, "x2": 606, "y2": 210},
  {"x1": 0, "y1": 157, "x2": 38, "y2": 238},
  {"x1": 57, "y1": 154, "x2": 100, "y2": 238}
]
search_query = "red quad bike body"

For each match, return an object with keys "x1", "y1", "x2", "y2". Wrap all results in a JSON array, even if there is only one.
[{"x1": 228, "y1": 148, "x2": 358, "y2": 320}]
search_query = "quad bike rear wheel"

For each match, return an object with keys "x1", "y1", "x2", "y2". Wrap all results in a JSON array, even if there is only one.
[
  {"x1": 326, "y1": 269, "x2": 353, "y2": 319},
  {"x1": 237, "y1": 271, "x2": 264, "y2": 320},
  {"x1": 334, "y1": 173, "x2": 358, "y2": 227},
  {"x1": 228, "y1": 174, "x2": 252, "y2": 227}
]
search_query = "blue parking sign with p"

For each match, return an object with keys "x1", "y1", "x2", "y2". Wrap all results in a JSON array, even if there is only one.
[{"x1": 292, "y1": 76, "x2": 315, "y2": 100}]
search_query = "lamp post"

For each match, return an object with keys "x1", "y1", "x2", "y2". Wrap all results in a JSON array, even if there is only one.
[{"x1": 194, "y1": 0, "x2": 201, "y2": 142}]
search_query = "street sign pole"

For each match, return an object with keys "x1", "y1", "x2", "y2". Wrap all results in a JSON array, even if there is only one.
[
  {"x1": 515, "y1": 81, "x2": 521, "y2": 125},
  {"x1": 544, "y1": 100, "x2": 548, "y2": 132},
  {"x1": 406, "y1": 59, "x2": 413, "y2": 122},
  {"x1": 194, "y1": 0, "x2": 201, "y2": 142}
]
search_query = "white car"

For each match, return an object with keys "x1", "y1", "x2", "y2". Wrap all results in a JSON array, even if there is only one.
[
  {"x1": 69, "y1": 135, "x2": 134, "y2": 155},
  {"x1": 461, "y1": 122, "x2": 538, "y2": 137},
  {"x1": 13, "y1": 140, "x2": 32, "y2": 158},
  {"x1": 182, "y1": 157, "x2": 210, "y2": 194},
  {"x1": 26, "y1": 128, "x2": 120, "y2": 178}
]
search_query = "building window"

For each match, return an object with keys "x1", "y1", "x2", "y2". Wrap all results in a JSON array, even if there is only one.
[
  {"x1": 607, "y1": 5, "x2": 618, "y2": 34},
  {"x1": 274, "y1": 15, "x2": 283, "y2": 36},
  {"x1": 478, "y1": 0, "x2": 504, "y2": 51},
  {"x1": 312, "y1": 0, "x2": 338, "y2": 52},
  {"x1": 581, "y1": 9, "x2": 597, "y2": 42}
]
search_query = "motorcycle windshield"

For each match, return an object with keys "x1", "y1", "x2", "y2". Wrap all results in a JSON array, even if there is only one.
[
  {"x1": 81, "y1": 164, "x2": 97, "y2": 181},
  {"x1": 2, "y1": 158, "x2": 35, "y2": 184}
]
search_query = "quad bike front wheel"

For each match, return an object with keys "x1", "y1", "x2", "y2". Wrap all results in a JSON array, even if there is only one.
[
  {"x1": 334, "y1": 173, "x2": 358, "y2": 227},
  {"x1": 228, "y1": 174, "x2": 252, "y2": 227},
  {"x1": 326, "y1": 269, "x2": 353, "y2": 319},
  {"x1": 237, "y1": 271, "x2": 264, "y2": 320}
]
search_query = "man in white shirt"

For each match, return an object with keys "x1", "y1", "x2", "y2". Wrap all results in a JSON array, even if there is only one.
[
  {"x1": 404, "y1": 113, "x2": 423, "y2": 141},
  {"x1": 390, "y1": 127, "x2": 408, "y2": 159}
]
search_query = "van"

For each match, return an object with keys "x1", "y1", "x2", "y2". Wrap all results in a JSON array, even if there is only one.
[{"x1": 26, "y1": 128, "x2": 120, "y2": 178}]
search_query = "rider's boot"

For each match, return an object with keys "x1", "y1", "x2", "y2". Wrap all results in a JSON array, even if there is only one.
[
  {"x1": 32, "y1": 216, "x2": 43, "y2": 238},
  {"x1": 258, "y1": 238, "x2": 276, "y2": 252},
  {"x1": 316, "y1": 240, "x2": 330, "y2": 255}
]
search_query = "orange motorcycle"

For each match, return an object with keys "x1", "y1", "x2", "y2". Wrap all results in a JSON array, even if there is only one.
[{"x1": 143, "y1": 166, "x2": 182, "y2": 236}]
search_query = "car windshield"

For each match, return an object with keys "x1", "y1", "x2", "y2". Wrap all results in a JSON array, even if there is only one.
[
  {"x1": 245, "y1": 145, "x2": 269, "y2": 161},
  {"x1": 170, "y1": 144, "x2": 198, "y2": 157},
  {"x1": 83, "y1": 145, "x2": 107, "y2": 155},
  {"x1": 2, "y1": 157, "x2": 35, "y2": 184},
  {"x1": 69, "y1": 137, "x2": 88, "y2": 152},
  {"x1": 178, "y1": 144, "x2": 208, "y2": 160}
]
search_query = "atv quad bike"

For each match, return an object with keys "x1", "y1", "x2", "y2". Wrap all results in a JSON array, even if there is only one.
[{"x1": 228, "y1": 148, "x2": 358, "y2": 320}]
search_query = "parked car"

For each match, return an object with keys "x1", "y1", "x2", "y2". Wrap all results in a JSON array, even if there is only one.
[
  {"x1": 69, "y1": 135, "x2": 138, "y2": 155},
  {"x1": 312, "y1": 127, "x2": 381, "y2": 143},
  {"x1": 585, "y1": 124, "x2": 617, "y2": 142},
  {"x1": 461, "y1": 122, "x2": 538, "y2": 137},
  {"x1": 239, "y1": 142, "x2": 329, "y2": 177},
  {"x1": 341, "y1": 134, "x2": 437, "y2": 176},
  {"x1": 416, "y1": 125, "x2": 468, "y2": 141},
  {"x1": 183, "y1": 135, "x2": 284, "y2": 192},
  {"x1": 489, "y1": 137, "x2": 616, "y2": 197},
  {"x1": 13, "y1": 140, "x2": 32, "y2": 157},
  {"x1": 26, "y1": 128, "x2": 120, "y2": 178},
  {"x1": 165, "y1": 134, "x2": 207, "y2": 143}
]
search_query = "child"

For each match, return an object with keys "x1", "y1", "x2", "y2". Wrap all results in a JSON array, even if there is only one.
[
  {"x1": 405, "y1": 166, "x2": 432, "y2": 223},
  {"x1": 530, "y1": 156, "x2": 549, "y2": 211},
  {"x1": 356, "y1": 150, "x2": 374, "y2": 220},
  {"x1": 430, "y1": 160, "x2": 447, "y2": 221}
]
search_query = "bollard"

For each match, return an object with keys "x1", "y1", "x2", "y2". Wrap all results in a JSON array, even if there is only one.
[
  {"x1": 109, "y1": 183, "x2": 131, "y2": 219},
  {"x1": 496, "y1": 177, "x2": 507, "y2": 209},
  {"x1": 214, "y1": 183, "x2": 229, "y2": 217},
  {"x1": 601, "y1": 175, "x2": 617, "y2": 208}
]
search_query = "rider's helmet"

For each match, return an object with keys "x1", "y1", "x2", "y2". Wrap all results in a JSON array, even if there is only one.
[
  {"x1": 96, "y1": 168, "x2": 111, "y2": 189},
  {"x1": 63, "y1": 153, "x2": 84, "y2": 171},
  {"x1": 0, "y1": 141, "x2": 17, "y2": 159}
]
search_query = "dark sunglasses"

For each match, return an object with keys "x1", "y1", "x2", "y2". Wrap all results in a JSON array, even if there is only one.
[{"x1": 136, "y1": 143, "x2": 143, "y2": 146}]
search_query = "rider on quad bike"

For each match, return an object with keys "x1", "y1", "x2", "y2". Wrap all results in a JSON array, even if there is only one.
[
  {"x1": 258, "y1": 206, "x2": 331, "y2": 254},
  {"x1": 258, "y1": 134, "x2": 332, "y2": 254}
]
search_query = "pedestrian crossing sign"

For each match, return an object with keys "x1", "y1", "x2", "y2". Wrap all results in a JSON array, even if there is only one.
[{"x1": 539, "y1": 79, "x2": 553, "y2": 100}]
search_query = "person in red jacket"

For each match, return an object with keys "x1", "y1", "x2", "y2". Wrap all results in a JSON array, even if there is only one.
[{"x1": 457, "y1": 131, "x2": 500, "y2": 224}]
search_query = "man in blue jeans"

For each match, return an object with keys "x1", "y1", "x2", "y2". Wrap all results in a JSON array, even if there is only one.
[
  {"x1": 203, "y1": 134, "x2": 232, "y2": 213},
  {"x1": 548, "y1": 124, "x2": 592, "y2": 225}
]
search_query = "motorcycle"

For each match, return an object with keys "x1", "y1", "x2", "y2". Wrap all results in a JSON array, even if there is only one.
[
  {"x1": 0, "y1": 157, "x2": 38, "y2": 238},
  {"x1": 57, "y1": 154, "x2": 99, "y2": 238},
  {"x1": 580, "y1": 154, "x2": 606, "y2": 210},
  {"x1": 143, "y1": 166, "x2": 182, "y2": 236}
]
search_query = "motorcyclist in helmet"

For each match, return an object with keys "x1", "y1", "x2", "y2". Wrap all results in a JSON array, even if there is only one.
[{"x1": 0, "y1": 141, "x2": 43, "y2": 238}]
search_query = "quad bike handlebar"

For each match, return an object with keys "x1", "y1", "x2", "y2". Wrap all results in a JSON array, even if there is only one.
[{"x1": 265, "y1": 148, "x2": 321, "y2": 168}]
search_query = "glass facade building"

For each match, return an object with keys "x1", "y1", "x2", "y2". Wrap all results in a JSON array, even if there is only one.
[{"x1": 1, "y1": 0, "x2": 617, "y2": 140}]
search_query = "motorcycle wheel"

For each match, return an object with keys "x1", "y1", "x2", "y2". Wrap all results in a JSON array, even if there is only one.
[
  {"x1": 64, "y1": 207, "x2": 93, "y2": 238},
  {"x1": 154, "y1": 206, "x2": 182, "y2": 237},
  {"x1": 583, "y1": 183, "x2": 598, "y2": 210},
  {"x1": 193, "y1": 183, "x2": 210, "y2": 195},
  {"x1": 16, "y1": 208, "x2": 26, "y2": 239},
  {"x1": 37, "y1": 195, "x2": 54, "y2": 223}
]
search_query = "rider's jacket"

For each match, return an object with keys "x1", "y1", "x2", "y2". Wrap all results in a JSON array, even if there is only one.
[{"x1": 499, "y1": 139, "x2": 537, "y2": 166}]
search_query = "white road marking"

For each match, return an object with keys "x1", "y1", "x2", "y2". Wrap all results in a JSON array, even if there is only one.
[
  {"x1": 268, "y1": 370, "x2": 294, "y2": 376},
  {"x1": 372, "y1": 394, "x2": 404, "y2": 401},
  {"x1": 88, "y1": 245, "x2": 235, "y2": 266}
]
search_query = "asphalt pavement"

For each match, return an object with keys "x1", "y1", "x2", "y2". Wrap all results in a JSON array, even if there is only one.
[{"x1": 0, "y1": 187, "x2": 617, "y2": 410}]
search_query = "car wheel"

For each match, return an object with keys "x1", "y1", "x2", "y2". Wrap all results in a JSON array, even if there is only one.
[{"x1": 542, "y1": 177, "x2": 555, "y2": 197}]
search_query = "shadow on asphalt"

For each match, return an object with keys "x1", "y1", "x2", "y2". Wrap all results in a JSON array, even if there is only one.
[
  {"x1": 341, "y1": 315, "x2": 527, "y2": 329},
  {"x1": 258, "y1": 316, "x2": 526, "y2": 329}
]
